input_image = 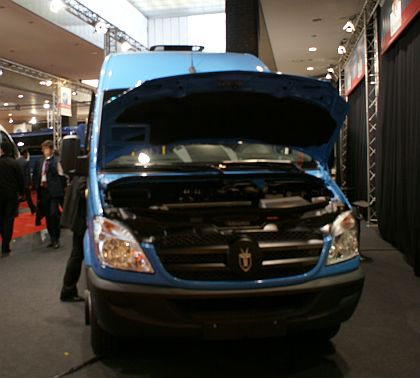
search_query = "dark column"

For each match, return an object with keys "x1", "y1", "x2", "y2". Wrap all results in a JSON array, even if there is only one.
[{"x1": 226, "y1": 0, "x2": 259, "y2": 55}]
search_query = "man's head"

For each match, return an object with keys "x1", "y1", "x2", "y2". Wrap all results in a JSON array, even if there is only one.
[
  {"x1": 0, "y1": 141, "x2": 13, "y2": 157},
  {"x1": 41, "y1": 140, "x2": 54, "y2": 158}
]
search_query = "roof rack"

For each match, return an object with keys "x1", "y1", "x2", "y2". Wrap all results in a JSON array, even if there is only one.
[{"x1": 150, "y1": 45, "x2": 204, "y2": 52}]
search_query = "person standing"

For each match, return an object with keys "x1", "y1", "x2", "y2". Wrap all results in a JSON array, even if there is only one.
[
  {"x1": 18, "y1": 149, "x2": 36, "y2": 214},
  {"x1": 33, "y1": 140, "x2": 65, "y2": 249},
  {"x1": 0, "y1": 142, "x2": 24, "y2": 256},
  {"x1": 60, "y1": 175, "x2": 86, "y2": 302}
]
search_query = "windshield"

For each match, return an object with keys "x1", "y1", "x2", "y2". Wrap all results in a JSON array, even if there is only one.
[
  {"x1": 98, "y1": 84, "x2": 324, "y2": 171},
  {"x1": 100, "y1": 138, "x2": 317, "y2": 170}
]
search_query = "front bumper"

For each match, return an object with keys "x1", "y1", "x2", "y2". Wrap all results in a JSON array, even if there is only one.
[{"x1": 87, "y1": 267, "x2": 364, "y2": 339}]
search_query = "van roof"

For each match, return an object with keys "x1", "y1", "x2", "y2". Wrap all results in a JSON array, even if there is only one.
[{"x1": 99, "y1": 51, "x2": 270, "y2": 91}]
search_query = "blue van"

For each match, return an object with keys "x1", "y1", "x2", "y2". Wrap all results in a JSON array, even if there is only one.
[
  {"x1": 63, "y1": 50, "x2": 364, "y2": 355},
  {"x1": 11, "y1": 125, "x2": 85, "y2": 172}
]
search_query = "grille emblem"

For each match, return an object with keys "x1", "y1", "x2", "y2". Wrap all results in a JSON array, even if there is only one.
[
  {"x1": 229, "y1": 238, "x2": 261, "y2": 276},
  {"x1": 238, "y1": 247, "x2": 252, "y2": 272}
]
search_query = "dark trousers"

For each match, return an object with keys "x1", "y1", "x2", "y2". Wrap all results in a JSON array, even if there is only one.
[
  {"x1": 61, "y1": 230, "x2": 84, "y2": 297},
  {"x1": 0, "y1": 195, "x2": 18, "y2": 253},
  {"x1": 39, "y1": 188, "x2": 62, "y2": 243},
  {"x1": 24, "y1": 187, "x2": 36, "y2": 213}
]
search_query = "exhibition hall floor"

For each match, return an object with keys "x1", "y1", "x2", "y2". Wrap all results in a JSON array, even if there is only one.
[{"x1": 1, "y1": 224, "x2": 420, "y2": 378}]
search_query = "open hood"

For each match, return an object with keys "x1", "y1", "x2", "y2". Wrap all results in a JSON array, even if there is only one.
[{"x1": 101, "y1": 71, "x2": 348, "y2": 165}]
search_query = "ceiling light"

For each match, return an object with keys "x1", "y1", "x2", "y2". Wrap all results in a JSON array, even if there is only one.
[
  {"x1": 43, "y1": 103, "x2": 51, "y2": 109},
  {"x1": 95, "y1": 21, "x2": 108, "y2": 34},
  {"x1": 50, "y1": 0, "x2": 65, "y2": 14},
  {"x1": 29, "y1": 117, "x2": 37, "y2": 125},
  {"x1": 72, "y1": 91, "x2": 77, "y2": 96},
  {"x1": 8, "y1": 118, "x2": 13, "y2": 124},
  {"x1": 327, "y1": 67, "x2": 335, "y2": 73},
  {"x1": 17, "y1": 94, "x2": 24, "y2": 99},
  {"x1": 308, "y1": 47, "x2": 317, "y2": 52},
  {"x1": 17, "y1": 142, "x2": 25, "y2": 147},
  {"x1": 0, "y1": 68, "x2": 3, "y2": 76},
  {"x1": 45, "y1": 80, "x2": 53, "y2": 87},
  {"x1": 121, "y1": 41, "x2": 133, "y2": 52},
  {"x1": 325, "y1": 73, "x2": 333, "y2": 80},
  {"x1": 3, "y1": 102, "x2": 8, "y2": 106},
  {"x1": 343, "y1": 20, "x2": 356, "y2": 33},
  {"x1": 338, "y1": 45, "x2": 347, "y2": 55},
  {"x1": 138, "y1": 152, "x2": 151, "y2": 165},
  {"x1": 306, "y1": 66, "x2": 315, "y2": 71},
  {"x1": 39, "y1": 81, "x2": 46, "y2": 86},
  {"x1": 8, "y1": 113, "x2": 12, "y2": 117},
  {"x1": 31, "y1": 109, "x2": 37, "y2": 115},
  {"x1": 44, "y1": 100, "x2": 50, "y2": 104}
]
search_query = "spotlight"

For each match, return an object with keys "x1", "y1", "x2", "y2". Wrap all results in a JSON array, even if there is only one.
[
  {"x1": 0, "y1": 68, "x2": 3, "y2": 76},
  {"x1": 72, "y1": 91, "x2": 77, "y2": 96},
  {"x1": 8, "y1": 118, "x2": 13, "y2": 124},
  {"x1": 39, "y1": 81, "x2": 46, "y2": 86},
  {"x1": 17, "y1": 94, "x2": 24, "y2": 99},
  {"x1": 343, "y1": 20, "x2": 355, "y2": 33},
  {"x1": 3, "y1": 102, "x2": 8, "y2": 106},
  {"x1": 95, "y1": 21, "x2": 108, "y2": 34},
  {"x1": 308, "y1": 47, "x2": 317, "y2": 52},
  {"x1": 45, "y1": 80, "x2": 53, "y2": 87},
  {"x1": 43, "y1": 103, "x2": 51, "y2": 109},
  {"x1": 29, "y1": 117, "x2": 37, "y2": 125},
  {"x1": 338, "y1": 45, "x2": 347, "y2": 55},
  {"x1": 306, "y1": 66, "x2": 315, "y2": 71},
  {"x1": 327, "y1": 67, "x2": 335, "y2": 73},
  {"x1": 50, "y1": 0, "x2": 65, "y2": 14},
  {"x1": 325, "y1": 73, "x2": 333, "y2": 80}
]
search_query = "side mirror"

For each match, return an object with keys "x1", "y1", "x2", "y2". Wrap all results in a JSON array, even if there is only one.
[{"x1": 61, "y1": 135, "x2": 81, "y2": 175}]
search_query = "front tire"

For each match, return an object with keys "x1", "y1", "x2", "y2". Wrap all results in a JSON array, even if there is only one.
[
  {"x1": 308, "y1": 324, "x2": 341, "y2": 340},
  {"x1": 90, "y1": 301, "x2": 115, "y2": 356}
]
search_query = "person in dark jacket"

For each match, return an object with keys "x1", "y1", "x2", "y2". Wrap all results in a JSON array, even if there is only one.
[
  {"x1": 18, "y1": 149, "x2": 36, "y2": 214},
  {"x1": 0, "y1": 141, "x2": 24, "y2": 255},
  {"x1": 60, "y1": 175, "x2": 86, "y2": 302},
  {"x1": 33, "y1": 140, "x2": 65, "y2": 249}
]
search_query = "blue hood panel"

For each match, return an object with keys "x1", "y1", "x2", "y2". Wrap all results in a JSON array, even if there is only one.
[{"x1": 102, "y1": 71, "x2": 348, "y2": 165}]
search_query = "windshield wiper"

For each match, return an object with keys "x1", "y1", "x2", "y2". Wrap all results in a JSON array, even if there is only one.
[
  {"x1": 103, "y1": 162, "x2": 224, "y2": 172},
  {"x1": 220, "y1": 160, "x2": 301, "y2": 172}
]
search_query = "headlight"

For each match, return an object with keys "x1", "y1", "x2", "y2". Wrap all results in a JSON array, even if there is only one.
[
  {"x1": 93, "y1": 216, "x2": 154, "y2": 273},
  {"x1": 326, "y1": 211, "x2": 359, "y2": 265}
]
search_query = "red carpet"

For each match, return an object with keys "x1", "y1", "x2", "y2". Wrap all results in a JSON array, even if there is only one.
[
  {"x1": 13, "y1": 212, "x2": 46, "y2": 239},
  {"x1": 11, "y1": 191, "x2": 46, "y2": 239}
]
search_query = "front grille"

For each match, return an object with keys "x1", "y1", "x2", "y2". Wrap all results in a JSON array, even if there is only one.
[
  {"x1": 155, "y1": 230, "x2": 319, "y2": 249},
  {"x1": 155, "y1": 230, "x2": 323, "y2": 281}
]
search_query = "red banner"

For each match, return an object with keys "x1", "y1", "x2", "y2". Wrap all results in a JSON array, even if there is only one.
[
  {"x1": 381, "y1": 0, "x2": 420, "y2": 54},
  {"x1": 344, "y1": 34, "x2": 365, "y2": 96}
]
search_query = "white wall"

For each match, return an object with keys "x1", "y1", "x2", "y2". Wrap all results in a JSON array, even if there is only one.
[{"x1": 148, "y1": 13, "x2": 226, "y2": 52}]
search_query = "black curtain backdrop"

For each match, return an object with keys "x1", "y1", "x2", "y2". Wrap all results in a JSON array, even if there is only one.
[
  {"x1": 346, "y1": 79, "x2": 368, "y2": 203},
  {"x1": 377, "y1": 16, "x2": 420, "y2": 275}
]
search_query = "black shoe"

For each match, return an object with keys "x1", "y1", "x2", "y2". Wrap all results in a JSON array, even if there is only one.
[
  {"x1": 60, "y1": 295, "x2": 84, "y2": 302},
  {"x1": 47, "y1": 243, "x2": 54, "y2": 248},
  {"x1": 1, "y1": 251, "x2": 11, "y2": 257}
]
